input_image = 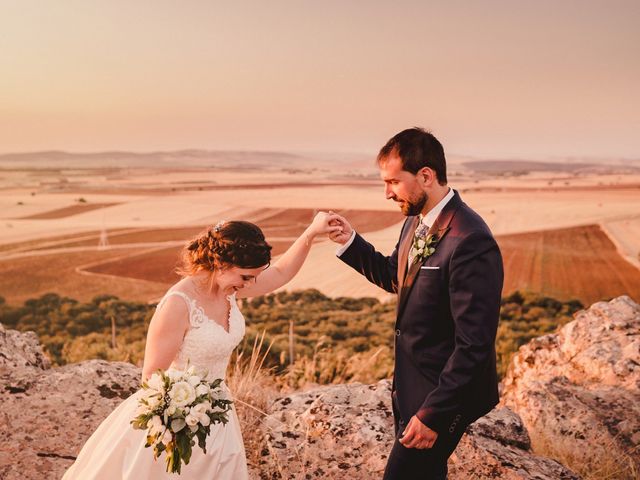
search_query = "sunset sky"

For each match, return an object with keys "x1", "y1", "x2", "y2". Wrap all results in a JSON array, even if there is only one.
[{"x1": 1, "y1": 1, "x2": 638, "y2": 159}]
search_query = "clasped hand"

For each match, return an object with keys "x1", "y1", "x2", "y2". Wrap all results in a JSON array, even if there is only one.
[
  {"x1": 306, "y1": 211, "x2": 344, "y2": 239},
  {"x1": 326, "y1": 211, "x2": 353, "y2": 244}
]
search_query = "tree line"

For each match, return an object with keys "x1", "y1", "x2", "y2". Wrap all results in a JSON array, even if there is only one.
[{"x1": 0, "y1": 289, "x2": 584, "y2": 383}]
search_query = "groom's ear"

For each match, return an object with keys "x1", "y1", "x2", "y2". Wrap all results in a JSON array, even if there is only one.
[{"x1": 417, "y1": 167, "x2": 436, "y2": 188}]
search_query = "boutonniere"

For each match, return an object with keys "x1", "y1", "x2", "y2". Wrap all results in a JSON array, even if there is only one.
[{"x1": 411, "y1": 232, "x2": 439, "y2": 264}]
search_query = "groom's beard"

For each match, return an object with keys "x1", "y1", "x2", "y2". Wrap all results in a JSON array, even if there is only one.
[{"x1": 401, "y1": 191, "x2": 428, "y2": 216}]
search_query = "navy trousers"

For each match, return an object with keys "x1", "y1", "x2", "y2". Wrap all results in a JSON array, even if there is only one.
[{"x1": 382, "y1": 396, "x2": 467, "y2": 480}]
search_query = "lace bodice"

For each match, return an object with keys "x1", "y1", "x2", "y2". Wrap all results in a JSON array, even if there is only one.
[{"x1": 155, "y1": 290, "x2": 245, "y2": 380}]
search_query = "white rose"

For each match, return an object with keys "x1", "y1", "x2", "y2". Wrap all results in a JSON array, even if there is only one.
[
  {"x1": 149, "y1": 415, "x2": 163, "y2": 436},
  {"x1": 191, "y1": 403, "x2": 208, "y2": 417},
  {"x1": 166, "y1": 369, "x2": 182, "y2": 382},
  {"x1": 188, "y1": 375, "x2": 202, "y2": 387},
  {"x1": 169, "y1": 381, "x2": 196, "y2": 407},
  {"x1": 198, "y1": 414, "x2": 210, "y2": 427},
  {"x1": 417, "y1": 239, "x2": 425, "y2": 249},
  {"x1": 185, "y1": 413, "x2": 199, "y2": 427},
  {"x1": 167, "y1": 404, "x2": 177, "y2": 416},
  {"x1": 147, "y1": 373, "x2": 164, "y2": 392},
  {"x1": 195, "y1": 384, "x2": 209, "y2": 397},
  {"x1": 161, "y1": 429, "x2": 173, "y2": 446},
  {"x1": 171, "y1": 418, "x2": 186, "y2": 433}
]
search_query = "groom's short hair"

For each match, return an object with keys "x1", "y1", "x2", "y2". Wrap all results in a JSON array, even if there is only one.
[{"x1": 377, "y1": 127, "x2": 448, "y2": 185}]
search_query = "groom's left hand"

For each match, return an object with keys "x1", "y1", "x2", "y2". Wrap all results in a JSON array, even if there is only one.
[{"x1": 399, "y1": 415, "x2": 438, "y2": 449}]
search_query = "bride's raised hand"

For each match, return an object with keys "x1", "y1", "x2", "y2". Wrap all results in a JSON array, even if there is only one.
[
  {"x1": 305, "y1": 211, "x2": 343, "y2": 240},
  {"x1": 237, "y1": 211, "x2": 344, "y2": 298}
]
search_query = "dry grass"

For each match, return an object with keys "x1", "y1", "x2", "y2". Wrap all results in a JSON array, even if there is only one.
[
  {"x1": 530, "y1": 429, "x2": 640, "y2": 480},
  {"x1": 283, "y1": 337, "x2": 393, "y2": 388},
  {"x1": 226, "y1": 332, "x2": 280, "y2": 477}
]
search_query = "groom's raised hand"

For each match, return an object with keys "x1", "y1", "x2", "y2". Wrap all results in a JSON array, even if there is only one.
[{"x1": 327, "y1": 212, "x2": 353, "y2": 245}]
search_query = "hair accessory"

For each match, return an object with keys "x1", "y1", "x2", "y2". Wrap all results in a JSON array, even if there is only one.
[{"x1": 213, "y1": 220, "x2": 225, "y2": 233}]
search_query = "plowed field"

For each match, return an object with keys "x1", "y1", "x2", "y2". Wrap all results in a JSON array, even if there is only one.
[{"x1": 497, "y1": 224, "x2": 640, "y2": 304}]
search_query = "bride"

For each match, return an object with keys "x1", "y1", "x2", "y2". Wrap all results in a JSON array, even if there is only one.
[{"x1": 63, "y1": 212, "x2": 341, "y2": 479}]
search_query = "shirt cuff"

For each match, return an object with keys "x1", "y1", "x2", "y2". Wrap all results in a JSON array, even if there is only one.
[{"x1": 335, "y1": 230, "x2": 357, "y2": 257}]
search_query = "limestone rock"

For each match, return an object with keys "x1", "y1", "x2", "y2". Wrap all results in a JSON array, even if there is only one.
[
  {"x1": 263, "y1": 380, "x2": 394, "y2": 478},
  {"x1": 449, "y1": 408, "x2": 579, "y2": 480},
  {"x1": 0, "y1": 322, "x2": 50, "y2": 371},
  {"x1": 0, "y1": 324, "x2": 140, "y2": 480},
  {"x1": 263, "y1": 381, "x2": 579, "y2": 479},
  {"x1": 501, "y1": 295, "x2": 640, "y2": 477}
]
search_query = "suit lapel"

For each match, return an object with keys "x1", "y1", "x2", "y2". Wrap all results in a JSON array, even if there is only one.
[{"x1": 396, "y1": 191, "x2": 461, "y2": 320}]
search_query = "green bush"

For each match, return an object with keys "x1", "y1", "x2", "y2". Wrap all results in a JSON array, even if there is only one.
[{"x1": 0, "y1": 290, "x2": 583, "y2": 381}]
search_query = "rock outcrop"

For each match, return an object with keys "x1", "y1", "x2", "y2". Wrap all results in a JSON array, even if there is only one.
[
  {"x1": 264, "y1": 380, "x2": 579, "y2": 479},
  {"x1": 0, "y1": 322, "x2": 50, "y2": 371},
  {"x1": 0, "y1": 322, "x2": 140, "y2": 480},
  {"x1": 6, "y1": 296, "x2": 637, "y2": 479},
  {"x1": 502, "y1": 295, "x2": 640, "y2": 478}
]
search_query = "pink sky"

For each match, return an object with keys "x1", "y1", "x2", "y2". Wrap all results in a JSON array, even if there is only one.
[{"x1": 0, "y1": 1, "x2": 638, "y2": 159}]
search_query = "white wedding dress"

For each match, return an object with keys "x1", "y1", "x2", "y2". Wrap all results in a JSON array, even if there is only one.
[{"x1": 63, "y1": 290, "x2": 249, "y2": 479}]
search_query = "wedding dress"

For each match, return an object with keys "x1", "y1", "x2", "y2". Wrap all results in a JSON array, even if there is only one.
[{"x1": 63, "y1": 290, "x2": 248, "y2": 479}]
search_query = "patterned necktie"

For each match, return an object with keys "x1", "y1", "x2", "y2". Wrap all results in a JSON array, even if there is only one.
[{"x1": 408, "y1": 221, "x2": 429, "y2": 266}]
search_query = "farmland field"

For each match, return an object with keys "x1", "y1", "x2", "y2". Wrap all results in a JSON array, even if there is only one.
[
  {"x1": 0, "y1": 208, "x2": 402, "y2": 304},
  {"x1": 14, "y1": 203, "x2": 121, "y2": 220},
  {"x1": 0, "y1": 162, "x2": 638, "y2": 306},
  {"x1": 82, "y1": 240, "x2": 293, "y2": 285},
  {"x1": 497, "y1": 224, "x2": 640, "y2": 304}
]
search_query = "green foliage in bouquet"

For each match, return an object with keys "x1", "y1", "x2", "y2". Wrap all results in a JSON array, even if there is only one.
[{"x1": 130, "y1": 366, "x2": 233, "y2": 474}]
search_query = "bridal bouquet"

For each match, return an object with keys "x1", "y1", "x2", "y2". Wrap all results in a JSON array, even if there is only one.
[{"x1": 131, "y1": 365, "x2": 233, "y2": 474}]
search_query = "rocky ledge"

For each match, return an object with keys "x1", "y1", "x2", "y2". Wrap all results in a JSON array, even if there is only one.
[
  {"x1": 263, "y1": 381, "x2": 579, "y2": 479},
  {"x1": 2, "y1": 295, "x2": 639, "y2": 479},
  {"x1": 501, "y1": 295, "x2": 640, "y2": 478},
  {"x1": 0, "y1": 323, "x2": 140, "y2": 480}
]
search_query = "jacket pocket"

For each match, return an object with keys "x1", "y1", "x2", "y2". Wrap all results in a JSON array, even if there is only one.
[{"x1": 413, "y1": 268, "x2": 443, "y2": 304}]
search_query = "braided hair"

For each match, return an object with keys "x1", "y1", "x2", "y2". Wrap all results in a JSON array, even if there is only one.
[{"x1": 177, "y1": 221, "x2": 272, "y2": 276}]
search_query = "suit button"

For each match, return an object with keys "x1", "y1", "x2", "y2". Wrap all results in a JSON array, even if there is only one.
[{"x1": 395, "y1": 329, "x2": 401, "y2": 336}]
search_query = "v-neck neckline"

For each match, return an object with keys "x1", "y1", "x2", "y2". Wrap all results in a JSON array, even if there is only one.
[{"x1": 192, "y1": 294, "x2": 235, "y2": 335}]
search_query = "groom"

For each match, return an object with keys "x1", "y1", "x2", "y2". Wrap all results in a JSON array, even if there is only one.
[{"x1": 330, "y1": 128, "x2": 503, "y2": 479}]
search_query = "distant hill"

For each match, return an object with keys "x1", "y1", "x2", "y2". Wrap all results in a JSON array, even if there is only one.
[
  {"x1": 461, "y1": 159, "x2": 640, "y2": 175},
  {"x1": 0, "y1": 150, "x2": 308, "y2": 170},
  {"x1": 1, "y1": 150, "x2": 638, "y2": 175}
]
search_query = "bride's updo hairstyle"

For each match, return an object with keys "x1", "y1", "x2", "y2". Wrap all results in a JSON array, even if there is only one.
[{"x1": 177, "y1": 221, "x2": 272, "y2": 276}]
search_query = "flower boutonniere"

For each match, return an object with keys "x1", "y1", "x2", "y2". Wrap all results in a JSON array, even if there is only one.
[{"x1": 411, "y1": 232, "x2": 439, "y2": 264}]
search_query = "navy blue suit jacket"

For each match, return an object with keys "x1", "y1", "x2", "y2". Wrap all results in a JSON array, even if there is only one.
[{"x1": 339, "y1": 190, "x2": 503, "y2": 434}]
